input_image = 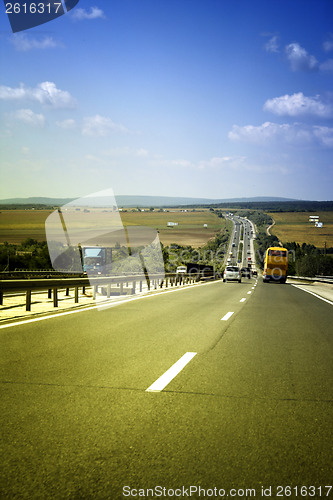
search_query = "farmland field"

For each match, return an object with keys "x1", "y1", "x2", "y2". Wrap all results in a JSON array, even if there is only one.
[
  {"x1": 270, "y1": 211, "x2": 333, "y2": 248},
  {"x1": 0, "y1": 209, "x2": 225, "y2": 247},
  {"x1": 120, "y1": 209, "x2": 224, "y2": 246},
  {"x1": 0, "y1": 210, "x2": 53, "y2": 244}
]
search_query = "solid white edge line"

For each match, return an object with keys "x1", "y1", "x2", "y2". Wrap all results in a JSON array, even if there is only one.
[
  {"x1": 146, "y1": 352, "x2": 197, "y2": 392},
  {"x1": 221, "y1": 311, "x2": 234, "y2": 321},
  {"x1": 291, "y1": 284, "x2": 333, "y2": 306},
  {"x1": 0, "y1": 278, "x2": 223, "y2": 330}
]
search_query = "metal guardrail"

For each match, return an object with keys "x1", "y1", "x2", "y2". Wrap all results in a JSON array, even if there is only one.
[
  {"x1": 288, "y1": 275, "x2": 333, "y2": 284},
  {"x1": 0, "y1": 270, "x2": 83, "y2": 279},
  {"x1": 0, "y1": 272, "x2": 214, "y2": 312}
]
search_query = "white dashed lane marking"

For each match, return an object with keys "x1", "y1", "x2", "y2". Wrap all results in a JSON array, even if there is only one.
[
  {"x1": 221, "y1": 311, "x2": 234, "y2": 321},
  {"x1": 146, "y1": 352, "x2": 197, "y2": 392}
]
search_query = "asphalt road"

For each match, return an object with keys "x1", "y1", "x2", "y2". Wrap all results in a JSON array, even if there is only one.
[
  {"x1": 242, "y1": 220, "x2": 253, "y2": 268},
  {"x1": 1, "y1": 278, "x2": 332, "y2": 499}
]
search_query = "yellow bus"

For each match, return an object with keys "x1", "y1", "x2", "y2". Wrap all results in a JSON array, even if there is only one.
[{"x1": 263, "y1": 247, "x2": 288, "y2": 283}]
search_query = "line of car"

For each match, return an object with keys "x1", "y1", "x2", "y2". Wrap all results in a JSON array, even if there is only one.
[
  {"x1": 223, "y1": 265, "x2": 257, "y2": 283},
  {"x1": 224, "y1": 215, "x2": 257, "y2": 283}
]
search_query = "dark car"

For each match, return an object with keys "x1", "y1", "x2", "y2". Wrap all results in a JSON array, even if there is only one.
[{"x1": 240, "y1": 267, "x2": 251, "y2": 278}]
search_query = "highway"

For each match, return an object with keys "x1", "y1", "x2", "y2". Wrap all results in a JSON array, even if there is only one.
[
  {"x1": 1, "y1": 276, "x2": 332, "y2": 499},
  {"x1": 225, "y1": 214, "x2": 255, "y2": 271}
]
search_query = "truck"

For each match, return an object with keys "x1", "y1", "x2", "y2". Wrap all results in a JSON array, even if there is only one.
[
  {"x1": 82, "y1": 246, "x2": 112, "y2": 275},
  {"x1": 263, "y1": 247, "x2": 288, "y2": 283}
]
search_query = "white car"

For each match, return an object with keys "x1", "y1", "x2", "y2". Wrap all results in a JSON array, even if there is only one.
[
  {"x1": 176, "y1": 266, "x2": 187, "y2": 274},
  {"x1": 223, "y1": 266, "x2": 241, "y2": 283}
]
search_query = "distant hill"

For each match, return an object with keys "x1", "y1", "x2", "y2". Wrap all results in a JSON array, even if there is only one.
[
  {"x1": 116, "y1": 195, "x2": 298, "y2": 207},
  {"x1": 0, "y1": 195, "x2": 298, "y2": 207},
  {"x1": 0, "y1": 197, "x2": 75, "y2": 206}
]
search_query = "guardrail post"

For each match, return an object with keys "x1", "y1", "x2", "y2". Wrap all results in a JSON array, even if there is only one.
[
  {"x1": 53, "y1": 288, "x2": 58, "y2": 307},
  {"x1": 120, "y1": 282, "x2": 124, "y2": 294},
  {"x1": 140, "y1": 280, "x2": 142, "y2": 292},
  {"x1": 132, "y1": 281, "x2": 136, "y2": 294},
  {"x1": 48, "y1": 289, "x2": 52, "y2": 299},
  {"x1": 0, "y1": 291, "x2": 3, "y2": 306},
  {"x1": 107, "y1": 283, "x2": 111, "y2": 298},
  {"x1": 65, "y1": 288, "x2": 70, "y2": 296},
  {"x1": 82, "y1": 286, "x2": 86, "y2": 294},
  {"x1": 26, "y1": 290, "x2": 31, "y2": 311},
  {"x1": 75, "y1": 287, "x2": 79, "y2": 303}
]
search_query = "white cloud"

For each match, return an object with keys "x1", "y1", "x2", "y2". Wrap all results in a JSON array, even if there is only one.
[
  {"x1": 228, "y1": 122, "x2": 333, "y2": 147},
  {"x1": 9, "y1": 33, "x2": 62, "y2": 51},
  {"x1": 0, "y1": 82, "x2": 76, "y2": 108},
  {"x1": 84, "y1": 154, "x2": 108, "y2": 164},
  {"x1": 228, "y1": 122, "x2": 291, "y2": 144},
  {"x1": 285, "y1": 43, "x2": 318, "y2": 71},
  {"x1": 12, "y1": 109, "x2": 45, "y2": 127},
  {"x1": 198, "y1": 156, "x2": 241, "y2": 169},
  {"x1": 166, "y1": 155, "x2": 274, "y2": 174},
  {"x1": 319, "y1": 59, "x2": 333, "y2": 72},
  {"x1": 71, "y1": 6, "x2": 105, "y2": 20},
  {"x1": 56, "y1": 119, "x2": 76, "y2": 129},
  {"x1": 170, "y1": 159, "x2": 193, "y2": 167},
  {"x1": 265, "y1": 35, "x2": 279, "y2": 53},
  {"x1": 82, "y1": 115, "x2": 128, "y2": 136},
  {"x1": 136, "y1": 148, "x2": 149, "y2": 157},
  {"x1": 313, "y1": 126, "x2": 333, "y2": 147},
  {"x1": 263, "y1": 92, "x2": 333, "y2": 118},
  {"x1": 160, "y1": 156, "x2": 248, "y2": 171},
  {"x1": 323, "y1": 35, "x2": 333, "y2": 52},
  {"x1": 102, "y1": 147, "x2": 131, "y2": 157}
]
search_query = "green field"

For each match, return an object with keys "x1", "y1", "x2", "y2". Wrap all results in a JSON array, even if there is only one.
[
  {"x1": 120, "y1": 209, "x2": 223, "y2": 246},
  {"x1": 270, "y1": 211, "x2": 333, "y2": 248},
  {"x1": 0, "y1": 209, "x2": 225, "y2": 248}
]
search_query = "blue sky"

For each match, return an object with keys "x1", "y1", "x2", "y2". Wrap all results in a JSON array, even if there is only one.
[{"x1": 0, "y1": 0, "x2": 332, "y2": 200}]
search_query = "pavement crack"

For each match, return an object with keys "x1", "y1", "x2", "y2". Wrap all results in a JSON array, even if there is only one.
[
  {"x1": 161, "y1": 388, "x2": 333, "y2": 404},
  {"x1": 0, "y1": 380, "x2": 144, "y2": 393}
]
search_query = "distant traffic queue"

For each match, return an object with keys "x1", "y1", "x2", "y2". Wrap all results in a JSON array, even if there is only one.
[
  {"x1": 263, "y1": 247, "x2": 288, "y2": 283},
  {"x1": 176, "y1": 263, "x2": 214, "y2": 279}
]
